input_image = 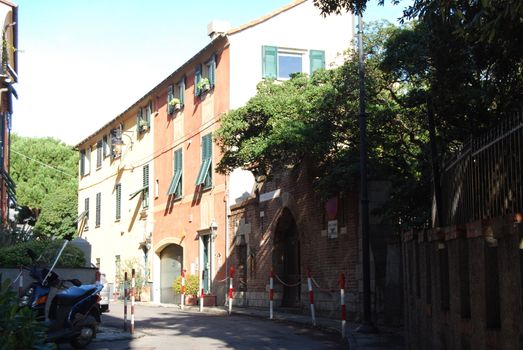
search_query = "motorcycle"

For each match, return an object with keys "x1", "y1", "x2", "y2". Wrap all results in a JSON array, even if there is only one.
[{"x1": 19, "y1": 239, "x2": 103, "y2": 348}]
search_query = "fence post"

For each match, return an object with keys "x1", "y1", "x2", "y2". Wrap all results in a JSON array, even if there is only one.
[
  {"x1": 180, "y1": 269, "x2": 186, "y2": 310},
  {"x1": 124, "y1": 272, "x2": 128, "y2": 331},
  {"x1": 307, "y1": 267, "x2": 316, "y2": 326},
  {"x1": 340, "y1": 272, "x2": 346, "y2": 338},
  {"x1": 131, "y1": 268, "x2": 135, "y2": 334},
  {"x1": 228, "y1": 266, "x2": 234, "y2": 315},
  {"x1": 269, "y1": 269, "x2": 274, "y2": 320}
]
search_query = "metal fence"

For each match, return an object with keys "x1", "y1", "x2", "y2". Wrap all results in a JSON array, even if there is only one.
[{"x1": 440, "y1": 110, "x2": 523, "y2": 226}]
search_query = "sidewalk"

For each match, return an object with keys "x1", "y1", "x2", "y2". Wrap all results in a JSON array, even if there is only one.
[{"x1": 95, "y1": 302, "x2": 404, "y2": 349}]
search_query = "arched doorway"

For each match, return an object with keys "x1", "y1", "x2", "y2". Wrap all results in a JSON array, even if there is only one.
[
  {"x1": 273, "y1": 208, "x2": 301, "y2": 307},
  {"x1": 160, "y1": 244, "x2": 183, "y2": 304}
]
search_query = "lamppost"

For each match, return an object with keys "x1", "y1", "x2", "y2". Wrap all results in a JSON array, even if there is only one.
[{"x1": 356, "y1": 3, "x2": 377, "y2": 333}]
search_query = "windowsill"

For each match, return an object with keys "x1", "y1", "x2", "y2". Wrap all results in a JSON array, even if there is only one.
[
  {"x1": 95, "y1": 225, "x2": 100, "y2": 228},
  {"x1": 114, "y1": 219, "x2": 120, "y2": 223}
]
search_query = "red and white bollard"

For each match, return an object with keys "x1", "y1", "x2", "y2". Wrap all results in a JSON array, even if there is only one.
[
  {"x1": 228, "y1": 266, "x2": 234, "y2": 315},
  {"x1": 307, "y1": 267, "x2": 316, "y2": 326},
  {"x1": 199, "y1": 288, "x2": 205, "y2": 312},
  {"x1": 180, "y1": 269, "x2": 186, "y2": 310},
  {"x1": 131, "y1": 269, "x2": 135, "y2": 334},
  {"x1": 269, "y1": 269, "x2": 274, "y2": 320},
  {"x1": 124, "y1": 272, "x2": 128, "y2": 331},
  {"x1": 340, "y1": 272, "x2": 346, "y2": 338}
]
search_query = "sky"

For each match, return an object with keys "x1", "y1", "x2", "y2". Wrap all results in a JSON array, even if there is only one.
[{"x1": 12, "y1": 0, "x2": 408, "y2": 146}]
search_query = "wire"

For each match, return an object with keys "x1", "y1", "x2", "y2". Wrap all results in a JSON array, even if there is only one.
[{"x1": 11, "y1": 149, "x2": 76, "y2": 178}]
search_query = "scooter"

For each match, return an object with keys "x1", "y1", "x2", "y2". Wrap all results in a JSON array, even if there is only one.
[{"x1": 19, "y1": 238, "x2": 103, "y2": 348}]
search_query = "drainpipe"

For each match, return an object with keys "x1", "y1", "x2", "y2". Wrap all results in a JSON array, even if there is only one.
[{"x1": 224, "y1": 172, "x2": 230, "y2": 304}]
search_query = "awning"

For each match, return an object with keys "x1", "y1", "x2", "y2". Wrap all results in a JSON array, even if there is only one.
[{"x1": 129, "y1": 185, "x2": 148, "y2": 200}]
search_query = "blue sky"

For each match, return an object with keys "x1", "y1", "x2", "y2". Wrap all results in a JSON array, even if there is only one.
[{"x1": 12, "y1": 0, "x2": 408, "y2": 146}]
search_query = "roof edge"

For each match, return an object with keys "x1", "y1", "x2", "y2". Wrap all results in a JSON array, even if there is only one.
[{"x1": 227, "y1": 0, "x2": 307, "y2": 35}]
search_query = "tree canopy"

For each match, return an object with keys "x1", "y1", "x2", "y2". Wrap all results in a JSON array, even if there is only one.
[{"x1": 10, "y1": 134, "x2": 78, "y2": 238}]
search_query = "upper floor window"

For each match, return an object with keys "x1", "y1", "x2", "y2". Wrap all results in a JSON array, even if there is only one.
[
  {"x1": 84, "y1": 197, "x2": 89, "y2": 230},
  {"x1": 195, "y1": 54, "x2": 216, "y2": 97},
  {"x1": 137, "y1": 102, "x2": 152, "y2": 134},
  {"x1": 102, "y1": 135, "x2": 109, "y2": 158},
  {"x1": 115, "y1": 183, "x2": 121, "y2": 221},
  {"x1": 96, "y1": 140, "x2": 102, "y2": 169},
  {"x1": 167, "y1": 78, "x2": 186, "y2": 115},
  {"x1": 129, "y1": 164, "x2": 149, "y2": 209},
  {"x1": 262, "y1": 46, "x2": 325, "y2": 79},
  {"x1": 195, "y1": 133, "x2": 212, "y2": 189},
  {"x1": 80, "y1": 147, "x2": 91, "y2": 176},
  {"x1": 95, "y1": 192, "x2": 101, "y2": 227},
  {"x1": 109, "y1": 125, "x2": 123, "y2": 159}
]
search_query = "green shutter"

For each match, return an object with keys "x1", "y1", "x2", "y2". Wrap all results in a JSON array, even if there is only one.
[
  {"x1": 309, "y1": 50, "x2": 325, "y2": 75},
  {"x1": 178, "y1": 77, "x2": 185, "y2": 105},
  {"x1": 136, "y1": 109, "x2": 142, "y2": 133},
  {"x1": 80, "y1": 151, "x2": 85, "y2": 176},
  {"x1": 262, "y1": 46, "x2": 277, "y2": 78},
  {"x1": 209, "y1": 54, "x2": 216, "y2": 87},
  {"x1": 115, "y1": 184, "x2": 121, "y2": 220},
  {"x1": 195, "y1": 158, "x2": 211, "y2": 186},
  {"x1": 95, "y1": 192, "x2": 101, "y2": 226},
  {"x1": 195, "y1": 64, "x2": 202, "y2": 96},
  {"x1": 143, "y1": 164, "x2": 149, "y2": 188},
  {"x1": 167, "y1": 85, "x2": 174, "y2": 114},
  {"x1": 167, "y1": 149, "x2": 183, "y2": 196}
]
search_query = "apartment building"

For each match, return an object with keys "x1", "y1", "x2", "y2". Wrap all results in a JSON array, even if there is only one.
[
  {"x1": 0, "y1": 0, "x2": 17, "y2": 224},
  {"x1": 76, "y1": 0, "x2": 352, "y2": 305}
]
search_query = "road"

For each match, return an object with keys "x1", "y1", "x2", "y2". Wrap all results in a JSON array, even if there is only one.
[{"x1": 59, "y1": 303, "x2": 345, "y2": 350}]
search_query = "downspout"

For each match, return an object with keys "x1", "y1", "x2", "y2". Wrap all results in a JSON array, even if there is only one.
[{"x1": 224, "y1": 172, "x2": 230, "y2": 304}]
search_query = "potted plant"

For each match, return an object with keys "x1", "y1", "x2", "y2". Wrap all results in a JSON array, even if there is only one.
[
  {"x1": 138, "y1": 119, "x2": 149, "y2": 132},
  {"x1": 173, "y1": 274, "x2": 199, "y2": 305},
  {"x1": 168, "y1": 97, "x2": 181, "y2": 114},
  {"x1": 196, "y1": 77, "x2": 211, "y2": 93}
]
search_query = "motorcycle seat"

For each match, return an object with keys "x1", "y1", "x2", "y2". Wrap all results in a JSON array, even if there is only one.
[{"x1": 54, "y1": 285, "x2": 97, "y2": 306}]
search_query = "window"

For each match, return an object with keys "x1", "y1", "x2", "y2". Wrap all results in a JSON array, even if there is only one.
[
  {"x1": 195, "y1": 133, "x2": 212, "y2": 188},
  {"x1": 142, "y1": 164, "x2": 149, "y2": 208},
  {"x1": 195, "y1": 54, "x2": 216, "y2": 96},
  {"x1": 80, "y1": 147, "x2": 91, "y2": 176},
  {"x1": 84, "y1": 197, "x2": 89, "y2": 230},
  {"x1": 115, "y1": 183, "x2": 121, "y2": 221},
  {"x1": 167, "y1": 78, "x2": 186, "y2": 115},
  {"x1": 262, "y1": 46, "x2": 325, "y2": 79},
  {"x1": 167, "y1": 148, "x2": 183, "y2": 198},
  {"x1": 96, "y1": 140, "x2": 102, "y2": 169},
  {"x1": 137, "y1": 102, "x2": 152, "y2": 134},
  {"x1": 102, "y1": 135, "x2": 109, "y2": 158},
  {"x1": 95, "y1": 192, "x2": 101, "y2": 227}
]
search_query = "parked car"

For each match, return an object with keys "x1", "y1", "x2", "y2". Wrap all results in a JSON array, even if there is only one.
[{"x1": 99, "y1": 273, "x2": 110, "y2": 312}]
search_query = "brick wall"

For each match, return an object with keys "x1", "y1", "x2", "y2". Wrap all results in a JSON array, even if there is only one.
[{"x1": 402, "y1": 216, "x2": 523, "y2": 350}]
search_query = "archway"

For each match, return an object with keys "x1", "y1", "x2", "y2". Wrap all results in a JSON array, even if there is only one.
[
  {"x1": 160, "y1": 244, "x2": 183, "y2": 304},
  {"x1": 273, "y1": 208, "x2": 301, "y2": 307}
]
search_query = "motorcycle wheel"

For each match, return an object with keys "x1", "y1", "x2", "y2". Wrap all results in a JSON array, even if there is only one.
[{"x1": 70, "y1": 326, "x2": 95, "y2": 349}]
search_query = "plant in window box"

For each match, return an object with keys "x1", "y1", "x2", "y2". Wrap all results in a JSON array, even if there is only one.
[
  {"x1": 168, "y1": 97, "x2": 181, "y2": 113},
  {"x1": 196, "y1": 77, "x2": 211, "y2": 93},
  {"x1": 138, "y1": 119, "x2": 149, "y2": 132}
]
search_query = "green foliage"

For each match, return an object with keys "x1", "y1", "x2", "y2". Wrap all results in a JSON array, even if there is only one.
[
  {"x1": 172, "y1": 274, "x2": 199, "y2": 296},
  {"x1": 116, "y1": 257, "x2": 145, "y2": 297},
  {"x1": 34, "y1": 186, "x2": 78, "y2": 240},
  {"x1": 10, "y1": 134, "x2": 78, "y2": 239},
  {"x1": 0, "y1": 280, "x2": 53, "y2": 350},
  {"x1": 0, "y1": 240, "x2": 85, "y2": 268}
]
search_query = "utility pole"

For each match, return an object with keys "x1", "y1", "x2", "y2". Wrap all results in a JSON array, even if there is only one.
[{"x1": 356, "y1": 5, "x2": 377, "y2": 333}]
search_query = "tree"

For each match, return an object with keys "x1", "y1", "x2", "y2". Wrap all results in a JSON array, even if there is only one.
[{"x1": 10, "y1": 134, "x2": 78, "y2": 238}]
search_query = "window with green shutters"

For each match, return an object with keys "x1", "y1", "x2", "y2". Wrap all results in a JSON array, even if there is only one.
[
  {"x1": 102, "y1": 135, "x2": 109, "y2": 157},
  {"x1": 167, "y1": 85, "x2": 175, "y2": 115},
  {"x1": 80, "y1": 150, "x2": 86, "y2": 176},
  {"x1": 142, "y1": 164, "x2": 149, "y2": 208},
  {"x1": 262, "y1": 46, "x2": 325, "y2": 79},
  {"x1": 84, "y1": 197, "x2": 89, "y2": 230},
  {"x1": 137, "y1": 103, "x2": 151, "y2": 134},
  {"x1": 96, "y1": 140, "x2": 102, "y2": 169},
  {"x1": 95, "y1": 192, "x2": 101, "y2": 227},
  {"x1": 115, "y1": 183, "x2": 121, "y2": 221},
  {"x1": 195, "y1": 54, "x2": 216, "y2": 97},
  {"x1": 177, "y1": 77, "x2": 185, "y2": 105},
  {"x1": 309, "y1": 50, "x2": 325, "y2": 74},
  {"x1": 167, "y1": 148, "x2": 183, "y2": 198},
  {"x1": 195, "y1": 133, "x2": 212, "y2": 188}
]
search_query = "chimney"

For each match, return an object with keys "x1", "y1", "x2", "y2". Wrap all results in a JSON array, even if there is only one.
[{"x1": 207, "y1": 20, "x2": 231, "y2": 39}]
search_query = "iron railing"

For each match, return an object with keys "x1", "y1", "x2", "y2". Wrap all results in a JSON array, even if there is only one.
[{"x1": 440, "y1": 110, "x2": 523, "y2": 226}]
